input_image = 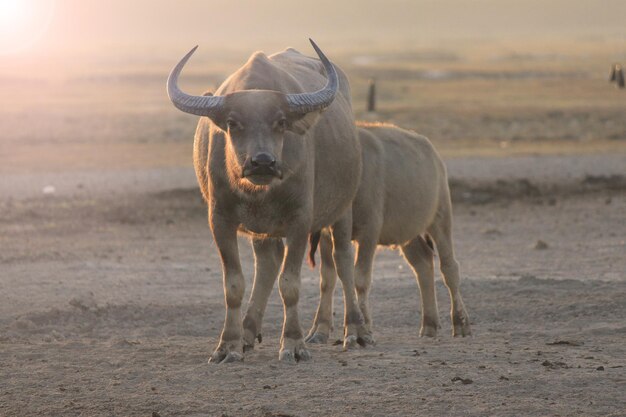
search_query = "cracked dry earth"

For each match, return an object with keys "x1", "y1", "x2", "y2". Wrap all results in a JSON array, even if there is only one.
[{"x1": 1, "y1": 171, "x2": 625, "y2": 416}]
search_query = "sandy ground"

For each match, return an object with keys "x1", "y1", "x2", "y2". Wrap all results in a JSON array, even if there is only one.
[{"x1": 1, "y1": 152, "x2": 625, "y2": 417}]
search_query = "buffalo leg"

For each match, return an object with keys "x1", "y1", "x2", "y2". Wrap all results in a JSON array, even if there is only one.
[
  {"x1": 330, "y1": 213, "x2": 367, "y2": 350},
  {"x1": 278, "y1": 226, "x2": 311, "y2": 362},
  {"x1": 208, "y1": 212, "x2": 245, "y2": 364},
  {"x1": 401, "y1": 236, "x2": 440, "y2": 337},
  {"x1": 428, "y1": 201, "x2": 471, "y2": 337},
  {"x1": 242, "y1": 237, "x2": 284, "y2": 350},
  {"x1": 306, "y1": 231, "x2": 337, "y2": 344},
  {"x1": 353, "y1": 239, "x2": 377, "y2": 345}
]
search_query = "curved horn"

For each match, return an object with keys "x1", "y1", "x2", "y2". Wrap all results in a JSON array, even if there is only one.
[
  {"x1": 285, "y1": 39, "x2": 339, "y2": 113},
  {"x1": 166, "y1": 46, "x2": 225, "y2": 117}
]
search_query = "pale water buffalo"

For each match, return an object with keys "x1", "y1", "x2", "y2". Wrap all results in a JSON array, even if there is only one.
[
  {"x1": 306, "y1": 123, "x2": 471, "y2": 343},
  {"x1": 167, "y1": 40, "x2": 369, "y2": 363}
]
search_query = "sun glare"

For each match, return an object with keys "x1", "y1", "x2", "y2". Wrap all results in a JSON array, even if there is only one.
[
  {"x1": 0, "y1": 0, "x2": 26, "y2": 31},
  {"x1": 0, "y1": 0, "x2": 55, "y2": 55}
]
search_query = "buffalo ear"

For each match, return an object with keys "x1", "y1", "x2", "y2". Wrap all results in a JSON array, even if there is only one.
[{"x1": 287, "y1": 111, "x2": 322, "y2": 134}]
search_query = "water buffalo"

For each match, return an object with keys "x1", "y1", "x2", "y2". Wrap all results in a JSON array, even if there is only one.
[
  {"x1": 167, "y1": 40, "x2": 368, "y2": 363},
  {"x1": 306, "y1": 123, "x2": 471, "y2": 343}
]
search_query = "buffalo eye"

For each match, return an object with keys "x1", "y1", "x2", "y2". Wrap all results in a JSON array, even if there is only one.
[
  {"x1": 226, "y1": 119, "x2": 240, "y2": 130},
  {"x1": 276, "y1": 118, "x2": 288, "y2": 131}
]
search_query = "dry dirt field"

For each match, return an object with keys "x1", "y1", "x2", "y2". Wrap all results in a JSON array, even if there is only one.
[
  {"x1": 1, "y1": 41, "x2": 626, "y2": 416},
  {"x1": 1, "y1": 156, "x2": 624, "y2": 417}
]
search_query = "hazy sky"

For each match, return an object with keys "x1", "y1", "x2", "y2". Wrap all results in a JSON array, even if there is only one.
[
  {"x1": 0, "y1": 0, "x2": 626, "y2": 59},
  {"x1": 4, "y1": 0, "x2": 625, "y2": 56}
]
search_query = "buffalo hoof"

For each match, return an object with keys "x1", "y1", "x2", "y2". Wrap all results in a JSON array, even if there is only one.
[
  {"x1": 278, "y1": 348, "x2": 312, "y2": 363},
  {"x1": 208, "y1": 343, "x2": 244, "y2": 364},
  {"x1": 343, "y1": 335, "x2": 359, "y2": 350},
  {"x1": 357, "y1": 333, "x2": 376, "y2": 347},
  {"x1": 305, "y1": 332, "x2": 329, "y2": 344},
  {"x1": 420, "y1": 325, "x2": 438, "y2": 338},
  {"x1": 279, "y1": 339, "x2": 311, "y2": 363},
  {"x1": 452, "y1": 311, "x2": 472, "y2": 337}
]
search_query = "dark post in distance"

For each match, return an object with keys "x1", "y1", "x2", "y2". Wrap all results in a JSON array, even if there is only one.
[
  {"x1": 615, "y1": 65, "x2": 624, "y2": 88},
  {"x1": 367, "y1": 78, "x2": 376, "y2": 112},
  {"x1": 609, "y1": 63, "x2": 617, "y2": 82}
]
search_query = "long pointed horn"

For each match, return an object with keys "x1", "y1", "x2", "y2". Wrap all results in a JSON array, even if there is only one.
[
  {"x1": 166, "y1": 46, "x2": 225, "y2": 117},
  {"x1": 285, "y1": 39, "x2": 339, "y2": 113}
]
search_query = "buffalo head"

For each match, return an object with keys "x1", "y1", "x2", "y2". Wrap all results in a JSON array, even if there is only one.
[{"x1": 167, "y1": 39, "x2": 338, "y2": 187}]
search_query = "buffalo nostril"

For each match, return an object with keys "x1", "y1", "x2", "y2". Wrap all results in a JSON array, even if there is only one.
[{"x1": 251, "y1": 152, "x2": 276, "y2": 167}]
